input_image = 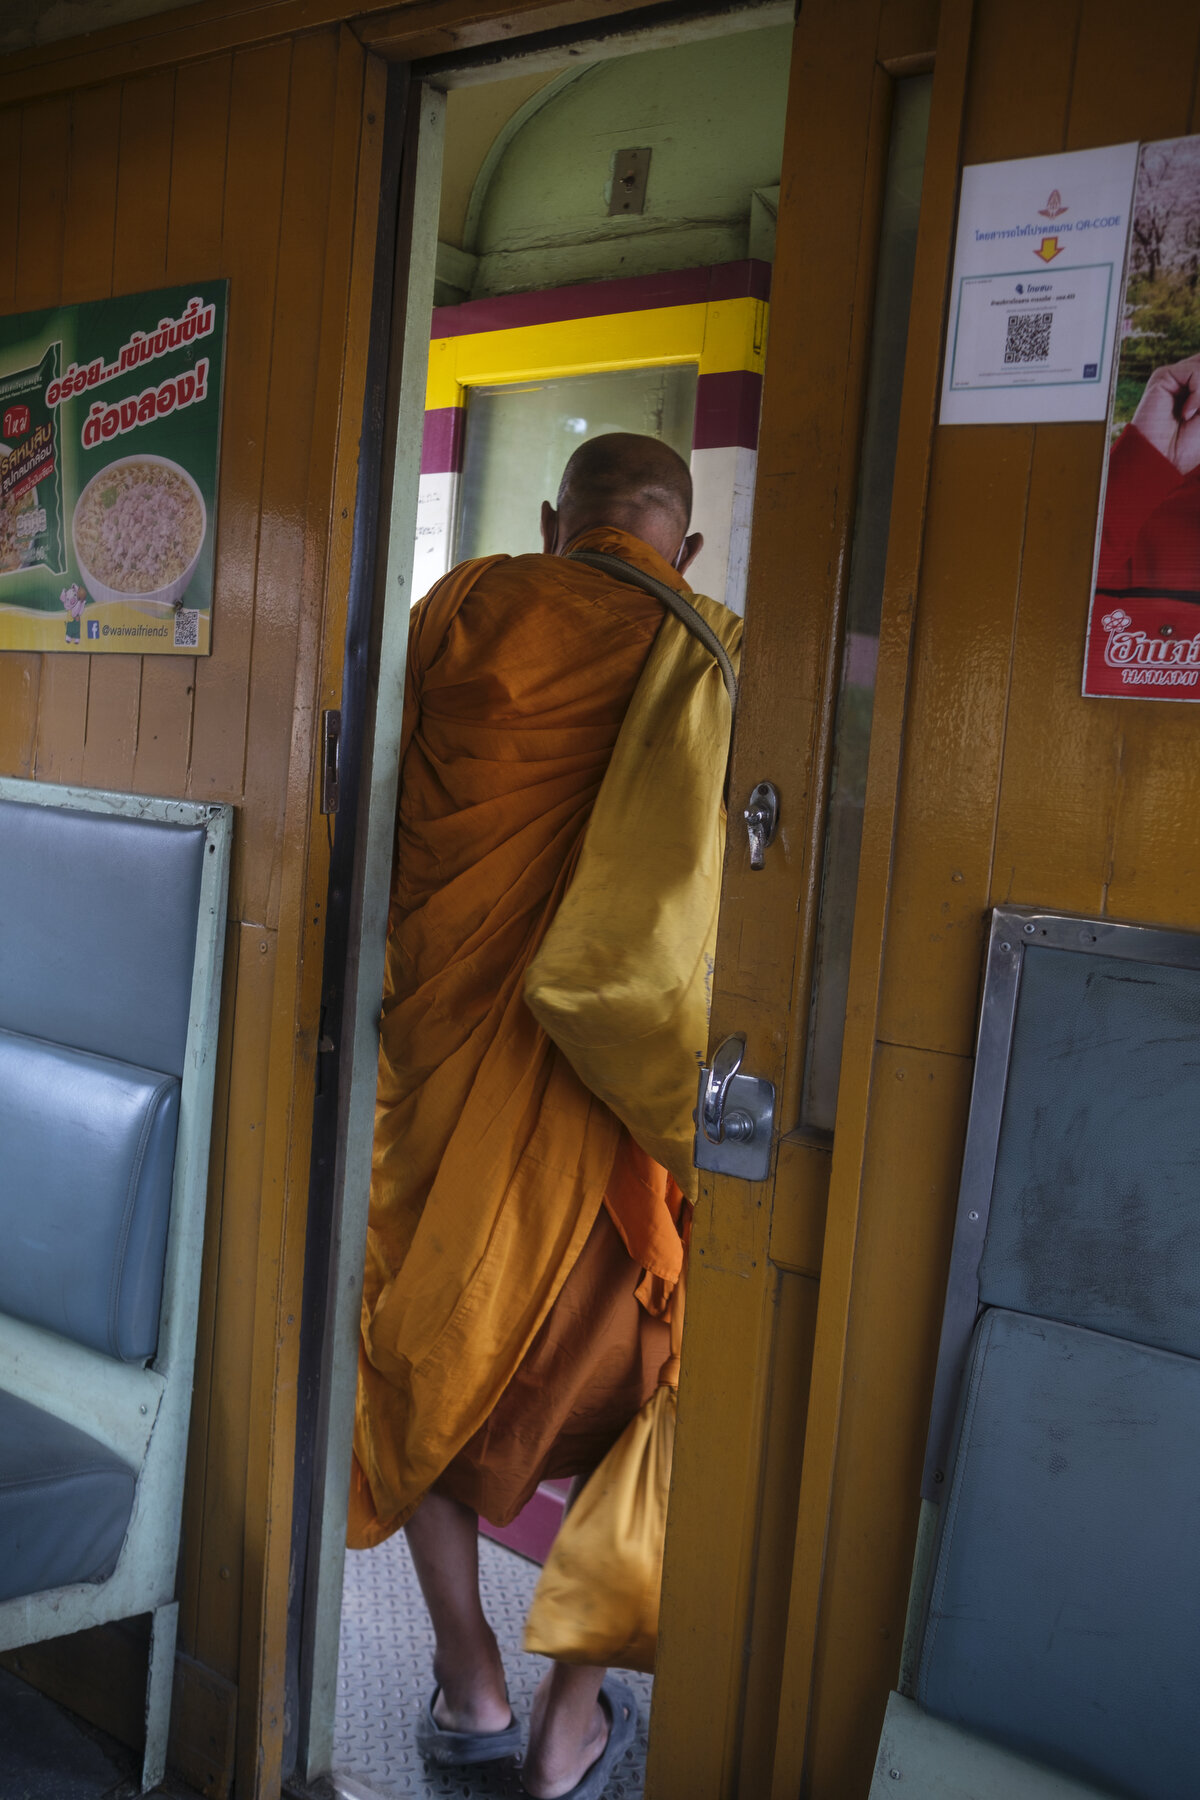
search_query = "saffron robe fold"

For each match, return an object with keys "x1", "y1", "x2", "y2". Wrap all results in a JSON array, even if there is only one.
[{"x1": 350, "y1": 528, "x2": 732, "y2": 1547}]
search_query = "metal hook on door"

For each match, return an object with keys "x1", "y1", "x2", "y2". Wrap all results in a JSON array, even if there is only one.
[{"x1": 744, "y1": 782, "x2": 779, "y2": 870}]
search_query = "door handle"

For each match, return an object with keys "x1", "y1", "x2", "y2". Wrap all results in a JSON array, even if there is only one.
[
  {"x1": 695, "y1": 1033, "x2": 776, "y2": 1182},
  {"x1": 700, "y1": 1032, "x2": 746, "y2": 1143}
]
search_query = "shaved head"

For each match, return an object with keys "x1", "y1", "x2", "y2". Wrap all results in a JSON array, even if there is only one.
[
  {"x1": 557, "y1": 432, "x2": 692, "y2": 531},
  {"x1": 541, "y1": 431, "x2": 702, "y2": 572}
]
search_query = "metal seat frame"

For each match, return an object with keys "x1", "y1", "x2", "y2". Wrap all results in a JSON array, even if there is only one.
[
  {"x1": 0, "y1": 777, "x2": 231, "y2": 1791},
  {"x1": 870, "y1": 904, "x2": 1200, "y2": 1800}
]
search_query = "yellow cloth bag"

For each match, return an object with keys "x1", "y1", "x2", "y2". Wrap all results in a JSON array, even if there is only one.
[
  {"x1": 523, "y1": 567, "x2": 741, "y2": 1200},
  {"x1": 523, "y1": 1263, "x2": 686, "y2": 1672}
]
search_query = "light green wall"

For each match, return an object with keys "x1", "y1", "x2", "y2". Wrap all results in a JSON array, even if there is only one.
[
  {"x1": 471, "y1": 26, "x2": 792, "y2": 296},
  {"x1": 440, "y1": 69, "x2": 562, "y2": 252}
]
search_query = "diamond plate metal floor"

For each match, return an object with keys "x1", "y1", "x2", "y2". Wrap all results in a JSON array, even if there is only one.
[{"x1": 334, "y1": 1533, "x2": 652, "y2": 1799}]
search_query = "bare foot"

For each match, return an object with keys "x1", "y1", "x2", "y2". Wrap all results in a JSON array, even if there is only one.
[
  {"x1": 522, "y1": 1675, "x2": 610, "y2": 1798},
  {"x1": 430, "y1": 1630, "x2": 512, "y2": 1735}
]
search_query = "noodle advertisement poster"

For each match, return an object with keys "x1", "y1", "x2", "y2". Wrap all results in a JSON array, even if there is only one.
[{"x1": 0, "y1": 279, "x2": 227, "y2": 655}]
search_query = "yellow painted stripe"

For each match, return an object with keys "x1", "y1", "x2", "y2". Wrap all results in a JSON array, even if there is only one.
[
  {"x1": 425, "y1": 296, "x2": 768, "y2": 411},
  {"x1": 702, "y1": 296, "x2": 769, "y2": 380}
]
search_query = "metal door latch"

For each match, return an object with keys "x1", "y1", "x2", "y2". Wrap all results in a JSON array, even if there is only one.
[
  {"x1": 744, "y1": 781, "x2": 779, "y2": 870},
  {"x1": 694, "y1": 1033, "x2": 775, "y2": 1181},
  {"x1": 320, "y1": 709, "x2": 341, "y2": 816}
]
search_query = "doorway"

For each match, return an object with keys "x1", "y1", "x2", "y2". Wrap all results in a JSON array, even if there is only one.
[{"x1": 294, "y1": 15, "x2": 792, "y2": 1793}]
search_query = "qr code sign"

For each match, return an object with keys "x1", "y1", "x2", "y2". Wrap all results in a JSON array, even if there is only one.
[
  {"x1": 174, "y1": 608, "x2": 200, "y2": 649},
  {"x1": 1004, "y1": 310, "x2": 1053, "y2": 365}
]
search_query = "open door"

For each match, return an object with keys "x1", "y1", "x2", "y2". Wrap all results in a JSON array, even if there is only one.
[{"x1": 646, "y1": 2, "x2": 956, "y2": 1795}]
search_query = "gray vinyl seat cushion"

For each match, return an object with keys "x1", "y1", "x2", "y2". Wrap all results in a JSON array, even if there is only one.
[
  {"x1": 919, "y1": 1307, "x2": 1200, "y2": 1800},
  {"x1": 0, "y1": 1028, "x2": 179, "y2": 1362},
  {"x1": 0, "y1": 1388, "x2": 136, "y2": 1605}
]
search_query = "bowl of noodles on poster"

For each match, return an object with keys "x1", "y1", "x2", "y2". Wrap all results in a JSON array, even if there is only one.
[{"x1": 72, "y1": 454, "x2": 207, "y2": 615}]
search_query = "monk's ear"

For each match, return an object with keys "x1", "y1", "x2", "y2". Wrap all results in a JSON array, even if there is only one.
[
  {"x1": 540, "y1": 501, "x2": 558, "y2": 554},
  {"x1": 676, "y1": 531, "x2": 704, "y2": 575}
]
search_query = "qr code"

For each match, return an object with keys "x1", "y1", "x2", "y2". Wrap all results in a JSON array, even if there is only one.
[
  {"x1": 1004, "y1": 311, "x2": 1053, "y2": 364},
  {"x1": 173, "y1": 608, "x2": 200, "y2": 648}
]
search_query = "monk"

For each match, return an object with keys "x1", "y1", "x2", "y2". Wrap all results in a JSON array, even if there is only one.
[{"x1": 348, "y1": 433, "x2": 735, "y2": 1798}]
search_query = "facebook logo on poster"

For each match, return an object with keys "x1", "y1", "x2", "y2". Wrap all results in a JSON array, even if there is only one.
[{"x1": 86, "y1": 619, "x2": 100, "y2": 640}]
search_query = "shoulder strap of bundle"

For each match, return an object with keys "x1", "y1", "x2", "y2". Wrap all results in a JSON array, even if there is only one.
[{"x1": 566, "y1": 548, "x2": 738, "y2": 716}]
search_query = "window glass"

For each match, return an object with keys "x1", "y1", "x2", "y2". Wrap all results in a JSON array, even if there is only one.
[
  {"x1": 455, "y1": 363, "x2": 698, "y2": 562},
  {"x1": 801, "y1": 74, "x2": 932, "y2": 1133}
]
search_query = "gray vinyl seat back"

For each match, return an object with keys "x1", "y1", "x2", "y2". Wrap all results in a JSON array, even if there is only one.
[
  {"x1": 0, "y1": 779, "x2": 231, "y2": 1792},
  {"x1": 0, "y1": 797, "x2": 205, "y2": 1076},
  {"x1": 885, "y1": 910, "x2": 1200, "y2": 1800},
  {"x1": 976, "y1": 942, "x2": 1200, "y2": 1356},
  {"x1": 0, "y1": 799, "x2": 207, "y2": 1365}
]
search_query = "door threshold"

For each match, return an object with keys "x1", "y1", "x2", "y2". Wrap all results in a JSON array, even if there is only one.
[
  {"x1": 328, "y1": 1774, "x2": 394, "y2": 1800},
  {"x1": 283, "y1": 1770, "x2": 394, "y2": 1800}
]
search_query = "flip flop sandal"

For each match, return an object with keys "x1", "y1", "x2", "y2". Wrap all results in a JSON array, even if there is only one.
[
  {"x1": 522, "y1": 1678, "x2": 638, "y2": 1800},
  {"x1": 415, "y1": 1687, "x2": 523, "y2": 1766}
]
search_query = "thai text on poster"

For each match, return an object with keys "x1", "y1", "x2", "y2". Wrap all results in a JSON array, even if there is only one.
[
  {"x1": 1085, "y1": 137, "x2": 1200, "y2": 700},
  {"x1": 0, "y1": 281, "x2": 227, "y2": 656},
  {"x1": 941, "y1": 143, "x2": 1138, "y2": 425}
]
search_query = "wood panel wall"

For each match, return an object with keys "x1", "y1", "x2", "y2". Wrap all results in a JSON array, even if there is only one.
[
  {"x1": 0, "y1": 27, "x2": 382, "y2": 1797},
  {"x1": 784, "y1": 2, "x2": 1200, "y2": 1794}
]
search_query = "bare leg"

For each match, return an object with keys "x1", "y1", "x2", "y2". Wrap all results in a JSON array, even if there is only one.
[
  {"x1": 403, "y1": 1489, "x2": 512, "y2": 1733},
  {"x1": 522, "y1": 1662, "x2": 610, "y2": 1799}
]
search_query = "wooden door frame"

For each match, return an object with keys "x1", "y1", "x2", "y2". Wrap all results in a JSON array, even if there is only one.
[
  {"x1": 290, "y1": 64, "x2": 445, "y2": 1786},
  {"x1": 288, "y1": 1, "x2": 799, "y2": 1787},
  {"x1": 284, "y1": 49, "x2": 415, "y2": 1779}
]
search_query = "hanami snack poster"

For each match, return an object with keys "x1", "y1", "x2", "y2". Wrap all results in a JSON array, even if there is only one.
[
  {"x1": 1084, "y1": 136, "x2": 1200, "y2": 700},
  {"x1": 0, "y1": 280, "x2": 227, "y2": 655}
]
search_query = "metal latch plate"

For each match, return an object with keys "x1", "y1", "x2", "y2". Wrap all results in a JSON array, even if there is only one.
[
  {"x1": 320, "y1": 708, "x2": 341, "y2": 816},
  {"x1": 693, "y1": 1068, "x2": 775, "y2": 1181},
  {"x1": 609, "y1": 147, "x2": 651, "y2": 216}
]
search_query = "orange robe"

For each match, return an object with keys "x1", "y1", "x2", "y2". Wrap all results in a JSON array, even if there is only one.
[{"x1": 349, "y1": 527, "x2": 691, "y2": 1548}]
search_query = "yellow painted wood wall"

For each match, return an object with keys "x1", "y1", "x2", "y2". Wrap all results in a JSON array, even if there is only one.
[
  {"x1": 0, "y1": 24, "x2": 382, "y2": 1795},
  {"x1": 775, "y1": 3, "x2": 1200, "y2": 1795}
]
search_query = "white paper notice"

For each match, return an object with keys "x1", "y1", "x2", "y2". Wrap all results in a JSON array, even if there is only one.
[{"x1": 941, "y1": 143, "x2": 1139, "y2": 424}]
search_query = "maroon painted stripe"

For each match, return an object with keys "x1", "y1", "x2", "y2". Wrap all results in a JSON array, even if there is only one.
[
  {"x1": 693, "y1": 369, "x2": 763, "y2": 451},
  {"x1": 431, "y1": 259, "x2": 772, "y2": 340},
  {"x1": 421, "y1": 404, "x2": 466, "y2": 474},
  {"x1": 707, "y1": 260, "x2": 772, "y2": 304},
  {"x1": 479, "y1": 1480, "x2": 570, "y2": 1565}
]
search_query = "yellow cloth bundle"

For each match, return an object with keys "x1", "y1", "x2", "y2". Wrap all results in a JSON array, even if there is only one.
[
  {"x1": 524, "y1": 1261, "x2": 686, "y2": 1672},
  {"x1": 524, "y1": 587, "x2": 741, "y2": 1199}
]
